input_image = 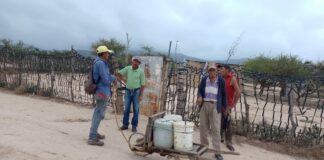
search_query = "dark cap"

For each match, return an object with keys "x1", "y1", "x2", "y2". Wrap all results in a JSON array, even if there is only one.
[{"x1": 222, "y1": 64, "x2": 231, "y2": 71}]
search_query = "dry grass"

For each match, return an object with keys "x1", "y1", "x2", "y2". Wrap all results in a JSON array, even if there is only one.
[
  {"x1": 235, "y1": 136, "x2": 324, "y2": 160},
  {"x1": 14, "y1": 85, "x2": 26, "y2": 95}
]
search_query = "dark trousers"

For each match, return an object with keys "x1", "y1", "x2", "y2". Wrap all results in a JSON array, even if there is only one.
[{"x1": 221, "y1": 109, "x2": 233, "y2": 145}]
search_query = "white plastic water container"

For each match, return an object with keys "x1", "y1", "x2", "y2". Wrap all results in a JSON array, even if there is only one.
[
  {"x1": 173, "y1": 121, "x2": 195, "y2": 151},
  {"x1": 164, "y1": 114, "x2": 182, "y2": 121},
  {"x1": 153, "y1": 118, "x2": 173, "y2": 149}
]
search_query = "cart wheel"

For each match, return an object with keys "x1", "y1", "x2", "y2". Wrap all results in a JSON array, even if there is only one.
[
  {"x1": 166, "y1": 155, "x2": 181, "y2": 160},
  {"x1": 188, "y1": 156, "x2": 198, "y2": 160},
  {"x1": 173, "y1": 157, "x2": 181, "y2": 160}
]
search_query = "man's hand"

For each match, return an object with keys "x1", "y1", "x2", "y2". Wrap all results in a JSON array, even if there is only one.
[
  {"x1": 115, "y1": 73, "x2": 125, "y2": 83},
  {"x1": 223, "y1": 107, "x2": 231, "y2": 116},
  {"x1": 196, "y1": 96, "x2": 203, "y2": 106},
  {"x1": 139, "y1": 95, "x2": 143, "y2": 101},
  {"x1": 113, "y1": 80, "x2": 117, "y2": 87},
  {"x1": 223, "y1": 109, "x2": 229, "y2": 116}
]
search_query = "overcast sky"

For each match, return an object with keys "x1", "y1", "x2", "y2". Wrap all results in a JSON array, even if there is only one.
[{"x1": 1, "y1": 0, "x2": 324, "y2": 61}]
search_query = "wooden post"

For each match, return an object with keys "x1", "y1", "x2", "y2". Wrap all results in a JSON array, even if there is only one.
[
  {"x1": 240, "y1": 67, "x2": 250, "y2": 134},
  {"x1": 70, "y1": 55, "x2": 75, "y2": 102},
  {"x1": 168, "y1": 41, "x2": 172, "y2": 58},
  {"x1": 287, "y1": 84, "x2": 297, "y2": 131},
  {"x1": 176, "y1": 67, "x2": 187, "y2": 117},
  {"x1": 125, "y1": 33, "x2": 131, "y2": 64},
  {"x1": 36, "y1": 56, "x2": 41, "y2": 93},
  {"x1": 18, "y1": 51, "x2": 22, "y2": 86},
  {"x1": 50, "y1": 59, "x2": 55, "y2": 96},
  {"x1": 160, "y1": 58, "x2": 170, "y2": 111},
  {"x1": 116, "y1": 89, "x2": 124, "y2": 114},
  {"x1": 2, "y1": 50, "x2": 8, "y2": 85}
]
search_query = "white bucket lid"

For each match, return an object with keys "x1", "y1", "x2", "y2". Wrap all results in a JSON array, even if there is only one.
[
  {"x1": 164, "y1": 114, "x2": 182, "y2": 121},
  {"x1": 173, "y1": 121, "x2": 194, "y2": 127}
]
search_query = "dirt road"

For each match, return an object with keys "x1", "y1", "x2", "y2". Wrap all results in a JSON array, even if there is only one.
[{"x1": 0, "y1": 90, "x2": 306, "y2": 160}]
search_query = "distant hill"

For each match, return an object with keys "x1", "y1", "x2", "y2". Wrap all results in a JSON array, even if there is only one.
[
  {"x1": 128, "y1": 49, "x2": 247, "y2": 64},
  {"x1": 76, "y1": 49, "x2": 96, "y2": 58},
  {"x1": 214, "y1": 58, "x2": 248, "y2": 65},
  {"x1": 75, "y1": 49, "x2": 247, "y2": 65}
]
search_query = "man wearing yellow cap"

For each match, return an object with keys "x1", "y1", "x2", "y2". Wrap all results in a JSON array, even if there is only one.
[{"x1": 88, "y1": 45, "x2": 115, "y2": 146}]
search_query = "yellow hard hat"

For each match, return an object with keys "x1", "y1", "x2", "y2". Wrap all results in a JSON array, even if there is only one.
[{"x1": 96, "y1": 45, "x2": 114, "y2": 54}]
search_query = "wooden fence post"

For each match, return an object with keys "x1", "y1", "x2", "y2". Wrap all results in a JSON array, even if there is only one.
[
  {"x1": 50, "y1": 59, "x2": 55, "y2": 96},
  {"x1": 70, "y1": 55, "x2": 75, "y2": 102},
  {"x1": 176, "y1": 67, "x2": 187, "y2": 117},
  {"x1": 160, "y1": 58, "x2": 171, "y2": 112},
  {"x1": 240, "y1": 72, "x2": 250, "y2": 134}
]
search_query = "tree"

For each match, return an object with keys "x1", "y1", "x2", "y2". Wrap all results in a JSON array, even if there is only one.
[
  {"x1": 91, "y1": 38, "x2": 128, "y2": 69},
  {"x1": 244, "y1": 54, "x2": 275, "y2": 74},
  {"x1": 244, "y1": 54, "x2": 312, "y2": 97},
  {"x1": 244, "y1": 54, "x2": 310, "y2": 77},
  {"x1": 1, "y1": 39, "x2": 12, "y2": 48},
  {"x1": 91, "y1": 38, "x2": 126, "y2": 54},
  {"x1": 141, "y1": 45, "x2": 153, "y2": 55},
  {"x1": 1, "y1": 39, "x2": 39, "y2": 53},
  {"x1": 315, "y1": 61, "x2": 324, "y2": 76}
]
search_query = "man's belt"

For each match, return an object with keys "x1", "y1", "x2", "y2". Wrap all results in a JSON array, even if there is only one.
[
  {"x1": 204, "y1": 100, "x2": 217, "y2": 104},
  {"x1": 126, "y1": 88, "x2": 140, "y2": 92}
]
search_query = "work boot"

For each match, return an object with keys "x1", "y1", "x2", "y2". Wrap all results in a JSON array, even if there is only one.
[
  {"x1": 132, "y1": 127, "x2": 137, "y2": 133},
  {"x1": 87, "y1": 139, "x2": 104, "y2": 146},
  {"x1": 119, "y1": 126, "x2": 128, "y2": 130},
  {"x1": 215, "y1": 154, "x2": 223, "y2": 160},
  {"x1": 226, "y1": 144, "x2": 235, "y2": 151},
  {"x1": 97, "y1": 133, "x2": 105, "y2": 140}
]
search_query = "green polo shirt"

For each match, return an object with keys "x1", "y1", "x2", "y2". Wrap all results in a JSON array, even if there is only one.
[{"x1": 118, "y1": 66, "x2": 145, "y2": 89}]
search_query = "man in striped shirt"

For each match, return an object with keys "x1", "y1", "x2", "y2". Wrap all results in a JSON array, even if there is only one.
[{"x1": 197, "y1": 63, "x2": 227, "y2": 160}]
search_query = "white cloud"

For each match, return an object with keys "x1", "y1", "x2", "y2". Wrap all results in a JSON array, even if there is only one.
[{"x1": 0, "y1": 0, "x2": 323, "y2": 61}]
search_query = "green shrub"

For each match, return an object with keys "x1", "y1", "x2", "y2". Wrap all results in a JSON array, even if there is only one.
[
  {"x1": 14, "y1": 85, "x2": 27, "y2": 94},
  {"x1": 38, "y1": 88, "x2": 52, "y2": 97},
  {"x1": 244, "y1": 54, "x2": 311, "y2": 77},
  {"x1": 0, "y1": 80, "x2": 6, "y2": 87},
  {"x1": 26, "y1": 84, "x2": 38, "y2": 94}
]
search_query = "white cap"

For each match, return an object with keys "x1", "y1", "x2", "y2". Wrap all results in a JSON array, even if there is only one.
[
  {"x1": 208, "y1": 63, "x2": 217, "y2": 70},
  {"x1": 132, "y1": 56, "x2": 141, "y2": 64}
]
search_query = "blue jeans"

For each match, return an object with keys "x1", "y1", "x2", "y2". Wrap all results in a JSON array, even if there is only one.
[
  {"x1": 89, "y1": 95, "x2": 109, "y2": 140},
  {"x1": 122, "y1": 89, "x2": 140, "y2": 129}
]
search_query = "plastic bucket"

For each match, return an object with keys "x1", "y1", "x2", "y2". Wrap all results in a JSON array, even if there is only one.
[
  {"x1": 153, "y1": 118, "x2": 173, "y2": 149},
  {"x1": 173, "y1": 121, "x2": 194, "y2": 151}
]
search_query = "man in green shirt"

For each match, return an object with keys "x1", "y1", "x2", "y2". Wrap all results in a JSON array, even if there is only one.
[{"x1": 116, "y1": 56, "x2": 145, "y2": 132}]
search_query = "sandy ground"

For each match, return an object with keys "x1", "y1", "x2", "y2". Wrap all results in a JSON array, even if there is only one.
[{"x1": 0, "y1": 90, "x2": 308, "y2": 160}]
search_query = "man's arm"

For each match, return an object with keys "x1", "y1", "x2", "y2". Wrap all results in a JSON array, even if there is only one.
[
  {"x1": 139, "y1": 70, "x2": 145, "y2": 101},
  {"x1": 116, "y1": 73, "x2": 126, "y2": 83},
  {"x1": 139, "y1": 85, "x2": 145, "y2": 101},
  {"x1": 196, "y1": 78, "x2": 204, "y2": 106},
  {"x1": 231, "y1": 76, "x2": 241, "y2": 107},
  {"x1": 116, "y1": 67, "x2": 128, "y2": 83},
  {"x1": 97, "y1": 62, "x2": 110, "y2": 85}
]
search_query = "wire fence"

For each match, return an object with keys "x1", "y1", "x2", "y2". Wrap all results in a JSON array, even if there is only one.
[
  {"x1": 164, "y1": 62, "x2": 324, "y2": 147},
  {"x1": 0, "y1": 47, "x2": 94, "y2": 104},
  {"x1": 1, "y1": 46, "x2": 324, "y2": 147}
]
